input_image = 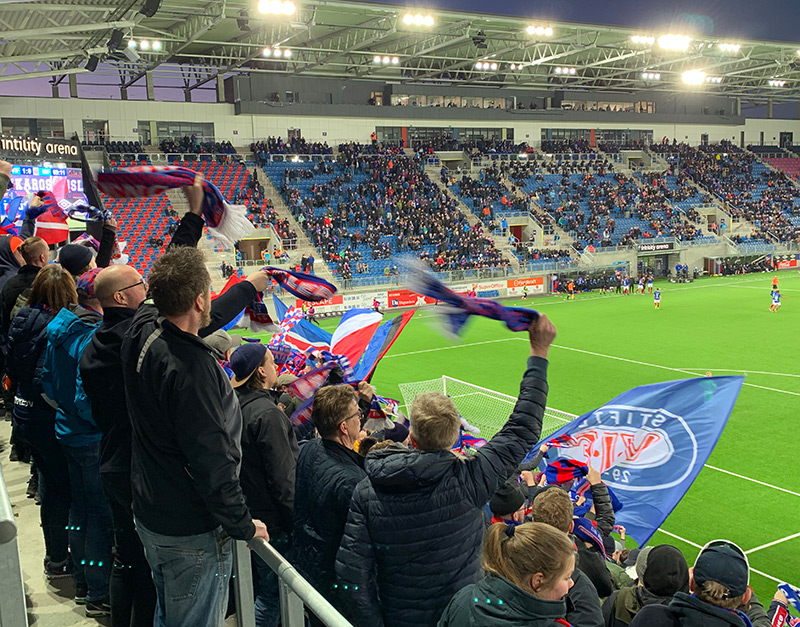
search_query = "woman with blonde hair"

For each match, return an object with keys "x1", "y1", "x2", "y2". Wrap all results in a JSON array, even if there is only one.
[{"x1": 438, "y1": 521, "x2": 576, "y2": 626}]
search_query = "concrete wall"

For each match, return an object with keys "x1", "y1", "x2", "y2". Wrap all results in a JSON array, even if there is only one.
[{"x1": 3, "y1": 95, "x2": 800, "y2": 148}]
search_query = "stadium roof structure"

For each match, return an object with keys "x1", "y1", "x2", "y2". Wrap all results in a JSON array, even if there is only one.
[{"x1": 3, "y1": 0, "x2": 800, "y2": 104}]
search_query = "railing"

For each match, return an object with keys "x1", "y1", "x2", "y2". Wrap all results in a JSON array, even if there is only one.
[
  {"x1": 108, "y1": 152, "x2": 244, "y2": 164},
  {"x1": 335, "y1": 266, "x2": 513, "y2": 290},
  {"x1": 0, "y1": 467, "x2": 28, "y2": 626},
  {"x1": 258, "y1": 154, "x2": 336, "y2": 163},
  {"x1": 233, "y1": 538, "x2": 352, "y2": 627}
]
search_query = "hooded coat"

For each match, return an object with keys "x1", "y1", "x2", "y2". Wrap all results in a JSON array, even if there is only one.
[
  {"x1": 335, "y1": 356, "x2": 549, "y2": 627},
  {"x1": 629, "y1": 592, "x2": 751, "y2": 627},
  {"x1": 438, "y1": 574, "x2": 570, "y2": 627}
]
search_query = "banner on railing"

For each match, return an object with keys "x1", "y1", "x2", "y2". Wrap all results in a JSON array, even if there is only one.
[{"x1": 507, "y1": 276, "x2": 545, "y2": 296}]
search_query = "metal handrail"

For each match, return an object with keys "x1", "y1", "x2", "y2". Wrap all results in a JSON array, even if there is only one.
[
  {"x1": 245, "y1": 538, "x2": 353, "y2": 627},
  {"x1": 0, "y1": 466, "x2": 27, "y2": 626}
]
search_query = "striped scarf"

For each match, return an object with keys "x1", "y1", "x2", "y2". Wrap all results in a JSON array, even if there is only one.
[{"x1": 97, "y1": 165, "x2": 254, "y2": 247}]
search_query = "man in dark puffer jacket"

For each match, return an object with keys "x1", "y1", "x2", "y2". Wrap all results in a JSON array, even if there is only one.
[{"x1": 335, "y1": 314, "x2": 557, "y2": 627}]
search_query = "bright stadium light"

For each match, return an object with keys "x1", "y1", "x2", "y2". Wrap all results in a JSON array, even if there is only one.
[
  {"x1": 283, "y1": 48, "x2": 292, "y2": 57},
  {"x1": 718, "y1": 42, "x2": 740, "y2": 53},
  {"x1": 631, "y1": 35, "x2": 655, "y2": 45},
  {"x1": 403, "y1": 13, "x2": 434, "y2": 26},
  {"x1": 151, "y1": 40, "x2": 162, "y2": 51},
  {"x1": 554, "y1": 66, "x2": 576, "y2": 75},
  {"x1": 682, "y1": 69, "x2": 706, "y2": 85},
  {"x1": 705, "y1": 75, "x2": 722, "y2": 84},
  {"x1": 659, "y1": 34, "x2": 691, "y2": 51},
  {"x1": 128, "y1": 40, "x2": 137, "y2": 48},
  {"x1": 374, "y1": 55, "x2": 382, "y2": 63},
  {"x1": 258, "y1": 0, "x2": 295, "y2": 14},
  {"x1": 768, "y1": 79, "x2": 787, "y2": 87},
  {"x1": 490, "y1": 62, "x2": 497, "y2": 70},
  {"x1": 139, "y1": 39, "x2": 150, "y2": 50},
  {"x1": 641, "y1": 72, "x2": 661, "y2": 81},
  {"x1": 263, "y1": 48, "x2": 272, "y2": 57},
  {"x1": 526, "y1": 25, "x2": 553, "y2": 36},
  {"x1": 391, "y1": 56, "x2": 399, "y2": 64},
  {"x1": 383, "y1": 55, "x2": 390, "y2": 64}
]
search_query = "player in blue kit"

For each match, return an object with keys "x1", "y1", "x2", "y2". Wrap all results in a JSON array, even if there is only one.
[
  {"x1": 770, "y1": 289, "x2": 781, "y2": 312},
  {"x1": 654, "y1": 288, "x2": 661, "y2": 309},
  {"x1": 647, "y1": 274, "x2": 654, "y2": 293}
]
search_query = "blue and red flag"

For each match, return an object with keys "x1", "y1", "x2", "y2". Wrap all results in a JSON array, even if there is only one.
[
  {"x1": 331, "y1": 308, "x2": 415, "y2": 380},
  {"x1": 547, "y1": 434, "x2": 580, "y2": 448},
  {"x1": 524, "y1": 376, "x2": 744, "y2": 545},
  {"x1": 272, "y1": 295, "x2": 331, "y2": 352},
  {"x1": 262, "y1": 266, "x2": 336, "y2": 303},
  {"x1": 545, "y1": 459, "x2": 588, "y2": 485}
]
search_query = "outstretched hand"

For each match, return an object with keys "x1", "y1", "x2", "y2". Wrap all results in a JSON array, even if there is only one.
[
  {"x1": 182, "y1": 172, "x2": 205, "y2": 216},
  {"x1": 528, "y1": 313, "x2": 557, "y2": 358}
]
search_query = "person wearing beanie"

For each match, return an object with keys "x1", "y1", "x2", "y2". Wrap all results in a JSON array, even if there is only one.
[
  {"x1": 489, "y1": 479, "x2": 527, "y2": 524},
  {"x1": 58, "y1": 243, "x2": 97, "y2": 277},
  {"x1": 603, "y1": 545, "x2": 688, "y2": 627},
  {"x1": 630, "y1": 541, "x2": 770, "y2": 627},
  {"x1": 231, "y1": 342, "x2": 298, "y2": 627}
]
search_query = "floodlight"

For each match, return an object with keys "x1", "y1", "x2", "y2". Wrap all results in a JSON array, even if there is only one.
[
  {"x1": 631, "y1": 35, "x2": 655, "y2": 45},
  {"x1": 283, "y1": 48, "x2": 291, "y2": 57},
  {"x1": 374, "y1": 55, "x2": 382, "y2": 63},
  {"x1": 659, "y1": 34, "x2": 691, "y2": 51},
  {"x1": 526, "y1": 25, "x2": 553, "y2": 37},
  {"x1": 263, "y1": 48, "x2": 272, "y2": 57},
  {"x1": 140, "y1": 40, "x2": 150, "y2": 50},
  {"x1": 423, "y1": 15, "x2": 434, "y2": 26},
  {"x1": 152, "y1": 40, "x2": 162, "y2": 51},
  {"x1": 128, "y1": 40, "x2": 137, "y2": 48},
  {"x1": 403, "y1": 13, "x2": 414, "y2": 24},
  {"x1": 768, "y1": 79, "x2": 786, "y2": 87},
  {"x1": 391, "y1": 56, "x2": 399, "y2": 64},
  {"x1": 682, "y1": 69, "x2": 706, "y2": 85},
  {"x1": 718, "y1": 43, "x2": 740, "y2": 53}
]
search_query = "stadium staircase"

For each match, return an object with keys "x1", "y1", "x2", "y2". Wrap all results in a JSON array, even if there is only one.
[
  {"x1": 253, "y1": 168, "x2": 340, "y2": 289},
  {"x1": 427, "y1": 174, "x2": 521, "y2": 274}
]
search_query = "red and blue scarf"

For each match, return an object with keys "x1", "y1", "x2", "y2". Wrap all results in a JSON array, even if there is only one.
[{"x1": 97, "y1": 165, "x2": 253, "y2": 247}]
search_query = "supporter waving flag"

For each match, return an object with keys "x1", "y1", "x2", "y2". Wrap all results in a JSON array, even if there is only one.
[
  {"x1": 527, "y1": 376, "x2": 744, "y2": 545},
  {"x1": 262, "y1": 266, "x2": 336, "y2": 302},
  {"x1": 97, "y1": 165, "x2": 254, "y2": 246},
  {"x1": 524, "y1": 375, "x2": 744, "y2": 545}
]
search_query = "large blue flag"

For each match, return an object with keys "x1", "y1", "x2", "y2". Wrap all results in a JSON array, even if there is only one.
[{"x1": 526, "y1": 376, "x2": 744, "y2": 545}]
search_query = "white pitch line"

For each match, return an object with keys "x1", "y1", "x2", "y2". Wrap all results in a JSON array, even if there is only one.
[
  {"x1": 744, "y1": 531, "x2": 800, "y2": 555},
  {"x1": 703, "y1": 464, "x2": 800, "y2": 498},
  {"x1": 552, "y1": 344, "x2": 800, "y2": 397},
  {"x1": 674, "y1": 369, "x2": 800, "y2": 379},
  {"x1": 383, "y1": 337, "x2": 520, "y2": 358},
  {"x1": 656, "y1": 529, "x2": 782, "y2": 583}
]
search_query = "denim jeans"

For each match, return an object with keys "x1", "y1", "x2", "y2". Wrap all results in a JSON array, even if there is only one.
[
  {"x1": 136, "y1": 521, "x2": 234, "y2": 627},
  {"x1": 61, "y1": 440, "x2": 113, "y2": 601}
]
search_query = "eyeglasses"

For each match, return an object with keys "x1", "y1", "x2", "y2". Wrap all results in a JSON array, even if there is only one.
[
  {"x1": 117, "y1": 279, "x2": 146, "y2": 293},
  {"x1": 338, "y1": 410, "x2": 361, "y2": 426}
]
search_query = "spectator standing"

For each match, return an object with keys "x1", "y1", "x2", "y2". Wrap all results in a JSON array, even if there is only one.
[
  {"x1": 121, "y1": 246, "x2": 269, "y2": 627},
  {"x1": 335, "y1": 315, "x2": 556, "y2": 627},
  {"x1": 231, "y1": 343, "x2": 298, "y2": 627},
  {"x1": 6, "y1": 266, "x2": 77, "y2": 583},
  {"x1": 292, "y1": 384, "x2": 370, "y2": 620}
]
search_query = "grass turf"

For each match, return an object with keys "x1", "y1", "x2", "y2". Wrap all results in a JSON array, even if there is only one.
[{"x1": 236, "y1": 271, "x2": 800, "y2": 606}]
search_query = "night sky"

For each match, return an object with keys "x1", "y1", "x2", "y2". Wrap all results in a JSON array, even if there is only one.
[{"x1": 369, "y1": 0, "x2": 800, "y2": 43}]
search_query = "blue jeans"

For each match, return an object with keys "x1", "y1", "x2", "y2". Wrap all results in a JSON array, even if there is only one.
[
  {"x1": 61, "y1": 440, "x2": 113, "y2": 601},
  {"x1": 136, "y1": 521, "x2": 233, "y2": 627}
]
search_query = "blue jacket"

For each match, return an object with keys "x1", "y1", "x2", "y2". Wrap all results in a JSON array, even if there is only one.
[{"x1": 43, "y1": 305, "x2": 102, "y2": 447}]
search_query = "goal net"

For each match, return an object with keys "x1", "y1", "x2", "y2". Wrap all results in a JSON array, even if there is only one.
[{"x1": 397, "y1": 376, "x2": 577, "y2": 441}]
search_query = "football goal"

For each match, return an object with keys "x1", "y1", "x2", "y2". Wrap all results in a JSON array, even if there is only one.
[{"x1": 397, "y1": 375, "x2": 577, "y2": 440}]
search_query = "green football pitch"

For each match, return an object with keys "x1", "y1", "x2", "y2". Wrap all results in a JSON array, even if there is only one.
[{"x1": 238, "y1": 271, "x2": 800, "y2": 605}]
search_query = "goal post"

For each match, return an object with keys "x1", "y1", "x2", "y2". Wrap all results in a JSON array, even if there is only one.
[{"x1": 397, "y1": 375, "x2": 576, "y2": 441}]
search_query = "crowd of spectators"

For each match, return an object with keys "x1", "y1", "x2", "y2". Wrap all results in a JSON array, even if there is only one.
[
  {"x1": 277, "y1": 152, "x2": 509, "y2": 275},
  {"x1": 541, "y1": 139, "x2": 595, "y2": 153},
  {"x1": 677, "y1": 146, "x2": 800, "y2": 242},
  {"x1": 159, "y1": 135, "x2": 236, "y2": 154},
  {"x1": 251, "y1": 137, "x2": 333, "y2": 163}
]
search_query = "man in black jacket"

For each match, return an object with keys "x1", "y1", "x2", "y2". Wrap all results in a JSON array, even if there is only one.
[
  {"x1": 231, "y1": 342, "x2": 298, "y2": 627},
  {"x1": 120, "y1": 245, "x2": 269, "y2": 627},
  {"x1": 292, "y1": 383, "x2": 368, "y2": 621},
  {"x1": 0, "y1": 235, "x2": 48, "y2": 332},
  {"x1": 81, "y1": 177, "x2": 272, "y2": 627},
  {"x1": 335, "y1": 314, "x2": 556, "y2": 627}
]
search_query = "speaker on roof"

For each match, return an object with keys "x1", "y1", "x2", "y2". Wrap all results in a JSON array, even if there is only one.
[
  {"x1": 139, "y1": 0, "x2": 162, "y2": 18},
  {"x1": 85, "y1": 55, "x2": 100, "y2": 72},
  {"x1": 107, "y1": 28, "x2": 124, "y2": 51}
]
